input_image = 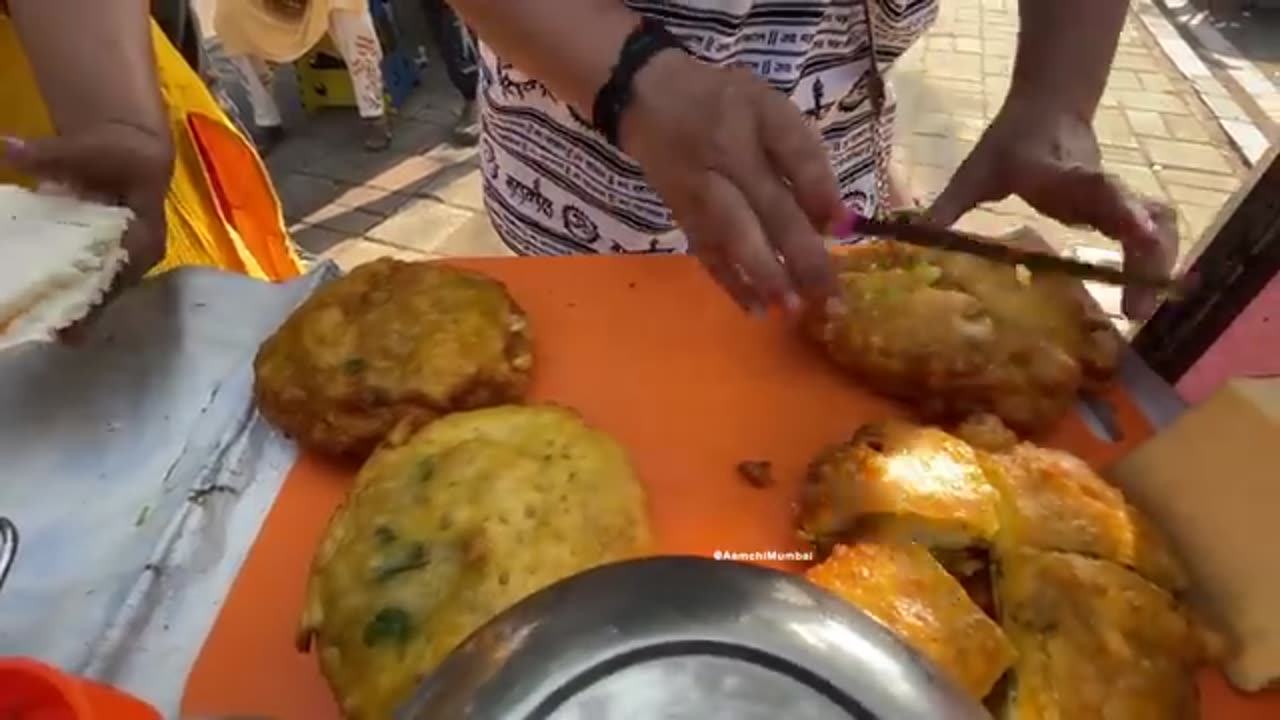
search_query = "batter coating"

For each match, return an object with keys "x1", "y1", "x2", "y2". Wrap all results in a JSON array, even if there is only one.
[
  {"x1": 809, "y1": 234, "x2": 1119, "y2": 435},
  {"x1": 800, "y1": 419, "x2": 1002, "y2": 552},
  {"x1": 297, "y1": 405, "x2": 652, "y2": 720},
  {"x1": 254, "y1": 259, "x2": 533, "y2": 456},
  {"x1": 807, "y1": 541, "x2": 1015, "y2": 700},
  {"x1": 995, "y1": 548, "x2": 1214, "y2": 719},
  {"x1": 982, "y1": 441, "x2": 1188, "y2": 593},
  {"x1": 798, "y1": 418, "x2": 1214, "y2": 718}
]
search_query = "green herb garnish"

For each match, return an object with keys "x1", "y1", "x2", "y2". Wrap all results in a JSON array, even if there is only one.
[
  {"x1": 363, "y1": 606, "x2": 413, "y2": 647},
  {"x1": 374, "y1": 541, "x2": 428, "y2": 582},
  {"x1": 373, "y1": 525, "x2": 398, "y2": 546},
  {"x1": 341, "y1": 357, "x2": 368, "y2": 375},
  {"x1": 414, "y1": 457, "x2": 435, "y2": 483}
]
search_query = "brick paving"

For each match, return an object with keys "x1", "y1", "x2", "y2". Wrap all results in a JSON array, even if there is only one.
[
  {"x1": 263, "y1": 61, "x2": 512, "y2": 269},
  {"x1": 263, "y1": 0, "x2": 1260, "y2": 319},
  {"x1": 893, "y1": 0, "x2": 1251, "y2": 265}
]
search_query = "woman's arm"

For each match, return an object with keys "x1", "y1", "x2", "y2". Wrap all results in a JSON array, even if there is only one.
[
  {"x1": 449, "y1": 0, "x2": 844, "y2": 312},
  {"x1": 446, "y1": 0, "x2": 640, "y2": 114},
  {"x1": 6, "y1": 0, "x2": 174, "y2": 279},
  {"x1": 1006, "y1": 0, "x2": 1129, "y2": 120},
  {"x1": 9, "y1": 0, "x2": 172, "y2": 159}
]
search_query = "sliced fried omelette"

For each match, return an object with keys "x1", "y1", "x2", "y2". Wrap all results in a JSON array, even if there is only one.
[
  {"x1": 799, "y1": 419, "x2": 1001, "y2": 552},
  {"x1": 806, "y1": 541, "x2": 1015, "y2": 700},
  {"x1": 995, "y1": 547, "x2": 1213, "y2": 719},
  {"x1": 797, "y1": 417, "x2": 1216, "y2": 717},
  {"x1": 982, "y1": 442, "x2": 1188, "y2": 593},
  {"x1": 297, "y1": 405, "x2": 652, "y2": 720}
]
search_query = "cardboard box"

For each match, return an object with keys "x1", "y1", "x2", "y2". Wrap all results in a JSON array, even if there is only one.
[{"x1": 1108, "y1": 377, "x2": 1280, "y2": 692}]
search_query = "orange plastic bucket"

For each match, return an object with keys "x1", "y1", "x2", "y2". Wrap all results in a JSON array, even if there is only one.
[{"x1": 0, "y1": 658, "x2": 161, "y2": 720}]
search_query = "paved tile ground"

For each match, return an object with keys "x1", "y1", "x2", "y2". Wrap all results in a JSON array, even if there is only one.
[
  {"x1": 1214, "y1": 7, "x2": 1280, "y2": 83},
  {"x1": 1131, "y1": 0, "x2": 1275, "y2": 163},
  {"x1": 261, "y1": 0, "x2": 1261, "y2": 324},
  {"x1": 264, "y1": 61, "x2": 512, "y2": 268},
  {"x1": 893, "y1": 0, "x2": 1250, "y2": 259}
]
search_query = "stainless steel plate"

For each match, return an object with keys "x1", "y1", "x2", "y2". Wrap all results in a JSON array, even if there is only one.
[{"x1": 396, "y1": 556, "x2": 989, "y2": 720}]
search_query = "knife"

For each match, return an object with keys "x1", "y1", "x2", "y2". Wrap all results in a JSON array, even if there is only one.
[{"x1": 832, "y1": 211, "x2": 1187, "y2": 294}]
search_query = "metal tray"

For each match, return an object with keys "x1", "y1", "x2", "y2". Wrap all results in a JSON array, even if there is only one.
[{"x1": 396, "y1": 556, "x2": 989, "y2": 720}]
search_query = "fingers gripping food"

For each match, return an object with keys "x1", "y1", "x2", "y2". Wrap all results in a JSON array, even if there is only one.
[
  {"x1": 254, "y1": 259, "x2": 534, "y2": 456},
  {"x1": 297, "y1": 405, "x2": 652, "y2": 720},
  {"x1": 809, "y1": 239, "x2": 1120, "y2": 435}
]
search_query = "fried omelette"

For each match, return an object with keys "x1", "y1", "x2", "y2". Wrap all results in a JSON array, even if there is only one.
[
  {"x1": 799, "y1": 419, "x2": 1002, "y2": 552},
  {"x1": 809, "y1": 233, "x2": 1120, "y2": 435},
  {"x1": 995, "y1": 548, "x2": 1215, "y2": 719},
  {"x1": 254, "y1": 258, "x2": 533, "y2": 457},
  {"x1": 806, "y1": 541, "x2": 1015, "y2": 700},
  {"x1": 297, "y1": 405, "x2": 652, "y2": 720},
  {"x1": 982, "y1": 442, "x2": 1188, "y2": 593},
  {"x1": 799, "y1": 418, "x2": 1213, "y2": 717}
]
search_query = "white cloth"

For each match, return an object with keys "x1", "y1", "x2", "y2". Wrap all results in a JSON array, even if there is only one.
[{"x1": 477, "y1": 0, "x2": 937, "y2": 255}]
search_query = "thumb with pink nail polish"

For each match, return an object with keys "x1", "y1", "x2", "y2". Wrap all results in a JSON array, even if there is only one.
[{"x1": 2, "y1": 136, "x2": 27, "y2": 164}]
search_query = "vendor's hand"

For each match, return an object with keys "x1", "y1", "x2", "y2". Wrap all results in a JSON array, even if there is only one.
[
  {"x1": 618, "y1": 51, "x2": 844, "y2": 315},
  {"x1": 3, "y1": 123, "x2": 173, "y2": 285},
  {"x1": 928, "y1": 99, "x2": 1177, "y2": 320}
]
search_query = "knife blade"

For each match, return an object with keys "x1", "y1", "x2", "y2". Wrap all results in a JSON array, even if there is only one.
[{"x1": 836, "y1": 212, "x2": 1186, "y2": 294}]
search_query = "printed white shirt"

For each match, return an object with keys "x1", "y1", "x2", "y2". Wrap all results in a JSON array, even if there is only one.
[{"x1": 476, "y1": 0, "x2": 938, "y2": 255}]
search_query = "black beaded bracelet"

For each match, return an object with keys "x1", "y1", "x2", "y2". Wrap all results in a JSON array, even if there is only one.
[{"x1": 592, "y1": 17, "x2": 686, "y2": 148}]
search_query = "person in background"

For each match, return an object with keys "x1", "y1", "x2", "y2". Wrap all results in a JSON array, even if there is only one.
[
  {"x1": 423, "y1": 0, "x2": 480, "y2": 146},
  {"x1": 0, "y1": 0, "x2": 303, "y2": 287},
  {"x1": 447, "y1": 0, "x2": 1177, "y2": 321},
  {"x1": 215, "y1": 0, "x2": 392, "y2": 152}
]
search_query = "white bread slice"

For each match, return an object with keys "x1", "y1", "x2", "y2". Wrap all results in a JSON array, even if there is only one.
[
  {"x1": 0, "y1": 184, "x2": 133, "y2": 350},
  {"x1": 1109, "y1": 377, "x2": 1280, "y2": 693}
]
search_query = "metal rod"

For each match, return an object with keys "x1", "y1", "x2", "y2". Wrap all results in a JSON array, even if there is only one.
[{"x1": 0, "y1": 517, "x2": 17, "y2": 595}]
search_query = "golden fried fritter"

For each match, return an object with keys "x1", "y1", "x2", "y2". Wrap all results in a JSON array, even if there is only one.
[
  {"x1": 297, "y1": 405, "x2": 652, "y2": 720},
  {"x1": 952, "y1": 412, "x2": 1020, "y2": 453},
  {"x1": 982, "y1": 442, "x2": 1188, "y2": 593},
  {"x1": 995, "y1": 548, "x2": 1214, "y2": 719},
  {"x1": 797, "y1": 417, "x2": 1215, "y2": 717},
  {"x1": 254, "y1": 259, "x2": 533, "y2": 456},
  {"x1": 810, "y1": 237, "x2": 1119, "y2": 435},
  {"x1": 806, "y1": 541, "x2": 1015, "y2": 700},
  {"x1": 799, "y1": 419, "x2": 1002, "y2": 552}
]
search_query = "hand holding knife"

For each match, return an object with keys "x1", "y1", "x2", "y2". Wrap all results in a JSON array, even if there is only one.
[{"x1": 830, "y1": 209, "x2": 1192, "y2": 296}]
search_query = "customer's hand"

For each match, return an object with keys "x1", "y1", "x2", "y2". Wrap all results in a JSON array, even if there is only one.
[
  {"x1": 3, "y1": 123, "x2": 173, "y2": 285},
  {"x1": 928, "y1": 99, "x2": 1177, "y2": 320},
  {"x1": 619, "y1": 51, "x2": 844, "y2": 315}
]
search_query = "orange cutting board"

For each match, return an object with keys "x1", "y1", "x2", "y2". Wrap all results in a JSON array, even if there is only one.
[{"x1": 181, "y1": 256, "x2": 1277, "y2": 719}]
